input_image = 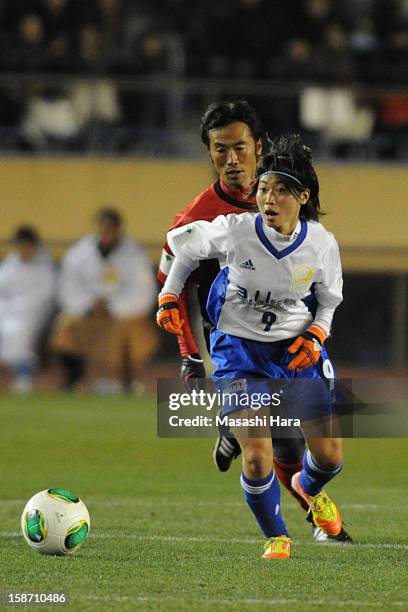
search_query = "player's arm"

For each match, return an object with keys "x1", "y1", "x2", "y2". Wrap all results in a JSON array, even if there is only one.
[
  {"x1": 288, "y1": 237, "x2": 343, "y2": 372},
  {"x1": 158, "y1": 242, "x2": 205, "y2": 388},
  {"x1": 158, "y1": 244, "x2": 201, "y2": 353},
  {"x1": 157, "y1": 216, "x2": 234, "y2": 335},
  {"x1": 157, "y1": 257, "x2": 198, "y2": 335}
]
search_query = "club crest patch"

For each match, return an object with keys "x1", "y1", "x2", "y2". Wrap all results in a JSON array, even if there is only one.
[{"x1": 291, "y1": 264, "x2": 315, "y2": 288}]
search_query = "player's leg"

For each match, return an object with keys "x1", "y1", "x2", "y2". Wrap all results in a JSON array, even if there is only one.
[
  {"x1": 292, "y1": 433, "x2": 344, "y2": 536},
  {"x1": 272, "y1": 433, "x2": 351, "y2": 542},
  {"x1": 294, "y1": 435, "x2": 343, "y2": 497},
  {"x1": 235, "y1": 428, "x2": 291, "y2": 559},
  {"x1": 195, "y1": 280, "x2": 243, "y2": 471},
  {"x1": 285, "y1": 348, "x2": 351, "y2": 539},
  {"x1": 202, "y1": 320, "x2": 242, "y2": 471},
  {"x1": 210, "y1": 330, "x2": 292, "y2": 556},
  {"x1": 204, "y1": 319, "x2": 242, "y2": 469},
  {"x1": 272, "y1": 435, "x2": 308, "y2": 511}
]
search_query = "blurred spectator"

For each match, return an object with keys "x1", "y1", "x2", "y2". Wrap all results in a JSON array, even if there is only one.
[
  {"x1": 300, "y1": 85, "x2": 375, "y2": 153},
  {"x1": 119, "y1": 0, "x2": 160, "y2": 71},
  {"x1": 270, "y1": 19, "x2": 353, "y2": 82},
  {"x1": 68, "y1": 80, "x2": 121, "y2": 143},
  {"x1": 39, "y1": 0, "x2": 75, "y2": 71},
  {"x1": 97, "y1": 0, "x2": 127, "y2": 65},
  {"x1": 67, "y1": 24, "x2": 121, "y2": 145},
  {"x1": 117, "y1": 3, "x2": 176, "y2": 137},
  {"x1": 133, "y1": 30, "x2": 170, "y2": 75},
  {"x1": 0, "y1": 226, "x2": 57, "y2": 392},
  {"x1": 51, "y1": 208, "x2": 157, "y2": 394},
  {"x1": 314, "y1": 21, "x2": 354, "y2": 81},
  {"x1": 74, "y1": 24, "x2": 110, "y2": 73},
  {"x1": 349, "y1": 16, "x2": 379, "y2": 57},
  {"x1": 21, "y1": 84, "x2": 81, "y2": 151},
  {"x1": 335, "y1": 0, "x2": 375, "y2": 26},
  {"x1": 205, "y1": 0, "x2": 278, "y2": 78},
  {"x1": 5, "y1": 12, "x2": 48, "y2": 73},
  {"x1": 269, "y1": 38, "x2": 315, "y2": 80},
  {"x1": 296, "y1": 0, "x2": 335, "y2": 45},
  {"x1": 0, "y1": 84, "x2": 26, "y2": 150}
]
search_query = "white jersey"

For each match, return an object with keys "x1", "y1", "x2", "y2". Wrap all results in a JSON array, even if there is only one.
[
  {"x1": 167, "y1": 213, "x2": 343, "y2": 343},
  {"x1": 0, "y1": 247, "x2": 56, "y2": 320},
  {"x1": 59, "y1": 234, "x2": 155, "y2": 318}
]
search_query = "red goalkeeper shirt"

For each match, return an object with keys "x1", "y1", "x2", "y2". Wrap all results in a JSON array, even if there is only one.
[{"x1": 158, "y1": 178, "x2": 257, "y2": 356}]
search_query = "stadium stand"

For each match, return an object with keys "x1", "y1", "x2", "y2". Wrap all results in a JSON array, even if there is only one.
[{"x1": 0, "y1": 0, "x2": 406, "y2": 158}]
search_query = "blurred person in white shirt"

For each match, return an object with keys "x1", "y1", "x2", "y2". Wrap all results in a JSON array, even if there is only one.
[
  {"x1": 51, "y1": 207, "x2": 157, "y2": 393},
  {"x1": 0, "y1": 226, "x2": 57, "y2": 392}
]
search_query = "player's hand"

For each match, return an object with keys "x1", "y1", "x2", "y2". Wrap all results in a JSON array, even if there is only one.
[
  {"x1": 181, "y1": 354, "x2": 206, "y2": 392},
  {"x1": 287, "y1": 324, "x2": 327, "y2": 372},
  {"x1": 156, "y1": 293, "x2": 184, "y2": 335}
]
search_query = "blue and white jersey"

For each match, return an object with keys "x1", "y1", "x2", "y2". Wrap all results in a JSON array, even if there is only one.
[{"x1": 167, "y1": 213, "x2": 343, "y2": 343}]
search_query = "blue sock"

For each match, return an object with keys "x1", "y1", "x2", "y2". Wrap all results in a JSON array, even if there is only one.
[
  {"x1": 240, "y1": 470, "x2": 289, "y2": 538},
  {"x1": 298, "y1": 450, "x2": 343, "y2": 496}
]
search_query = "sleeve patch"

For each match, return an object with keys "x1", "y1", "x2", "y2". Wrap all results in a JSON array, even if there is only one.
[{"x1": 158, "y1": 249, "x2": 175, "y2": 276}]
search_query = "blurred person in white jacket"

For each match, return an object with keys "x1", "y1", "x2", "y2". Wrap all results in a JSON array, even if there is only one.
[
  {"x1": 0, "y1": 226, "x2": 57, "y2": 392},
  {"x1": 52, "y1": 208, "x2": 157, "y2": 393}
]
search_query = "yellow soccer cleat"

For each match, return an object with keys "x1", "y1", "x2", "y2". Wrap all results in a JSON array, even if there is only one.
[
  {"x1": 262, "y1": 535, "x2": 292, "y2": 559},
  {"x1": 291, "y1": 472, "x2": 342, "y2": 536}
]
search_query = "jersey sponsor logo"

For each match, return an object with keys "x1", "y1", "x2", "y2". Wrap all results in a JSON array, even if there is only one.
[
  {"x1": 236, "y1": 285, "x2": 297, "y2": 312},
  {"x1": 222, "y1": 379, "x2": 247, "y2": 394},
  {"x1": 291, "y1": 264, "x2": 315, "y2": 289},
  {"x1": 239, "y1": 259, "x2": 256, "y2": 271}
]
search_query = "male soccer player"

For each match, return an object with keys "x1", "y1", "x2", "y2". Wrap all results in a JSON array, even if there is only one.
[{"x1": 157, "y1": 101, "x2": 351, "y2": 543}]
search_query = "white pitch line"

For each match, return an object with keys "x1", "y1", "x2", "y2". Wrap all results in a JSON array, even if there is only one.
[
  {"x1": 80, "y1": 593, "x2": 408, "y2": 608},
  {"x1": 4, "y1": 531, "x2": 408, "y2": 550},
  {"x1": 2, "y1": 499, "x2": 394, "y2": 511},
  {"x1": 91, "y1": 500, "x2": 388, "y2": 510}
]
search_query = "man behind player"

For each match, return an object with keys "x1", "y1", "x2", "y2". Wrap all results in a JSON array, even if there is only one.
[{"x1": 157, "y1": 100, "x2": 351, "y2": 543}]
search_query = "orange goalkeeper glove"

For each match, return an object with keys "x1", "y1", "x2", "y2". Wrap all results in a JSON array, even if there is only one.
[
  {"x1": 156, "y1": 293, "x2": 184, "y2": 336},
  {"x1": 287, "y1": 324, "x2": 327, "y2": 372}
]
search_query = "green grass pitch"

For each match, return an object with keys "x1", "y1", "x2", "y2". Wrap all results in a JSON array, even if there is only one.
[{"x1": 1, "y1": 393, "x2": 407, "y2": 611}]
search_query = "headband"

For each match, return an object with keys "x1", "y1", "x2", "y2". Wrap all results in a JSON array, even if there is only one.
[{"x1": 259, "y1": 170, "x2": 304, "y2": 188}]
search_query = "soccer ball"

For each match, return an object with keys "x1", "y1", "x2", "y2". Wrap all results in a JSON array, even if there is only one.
[{"x1": 21, "y1": 489, "x2": 90, "y2": 555}]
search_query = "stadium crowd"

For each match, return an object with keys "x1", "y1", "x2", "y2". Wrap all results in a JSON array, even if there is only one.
[
  {"x1": 0, "y1": 0, "x2": 407, "y2": 157},
  {"x1": 0, "y1": 0, "x2": 407, "y2": 80}
]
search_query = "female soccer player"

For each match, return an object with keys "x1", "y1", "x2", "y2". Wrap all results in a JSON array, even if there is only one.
[{"x1": 157, "y1": 134, "x2": 344, "y2": 559}]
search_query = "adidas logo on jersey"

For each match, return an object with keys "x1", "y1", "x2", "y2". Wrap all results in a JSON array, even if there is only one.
[{"x1": 240, "y1": 259, "x2": 256, "y2": 270}]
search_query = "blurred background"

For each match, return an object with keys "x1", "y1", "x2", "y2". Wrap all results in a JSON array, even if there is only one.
[{"x1": 0, "y1": 0, "x2": 407, "y2": 392}]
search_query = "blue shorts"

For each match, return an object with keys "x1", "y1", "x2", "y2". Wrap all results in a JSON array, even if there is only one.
[{"x1": 210, "y1": 329, "x2": 336, "y2": 420}]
